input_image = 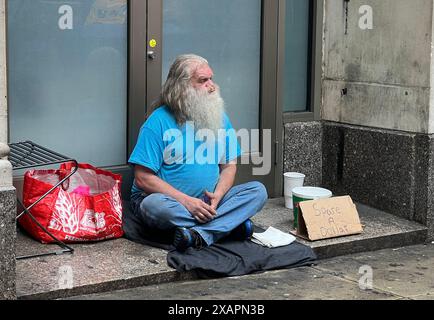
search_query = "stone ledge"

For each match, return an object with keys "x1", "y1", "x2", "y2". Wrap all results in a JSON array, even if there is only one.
[
  {"x1": 16, "y1": 232, "x2": 197, "y2": 300},
  {"x1": 16, "y1": 197, "x2": 427, "y2": 300},
  {"x1": 254, "y1": 198, "x2": 427, "y2": 260}
]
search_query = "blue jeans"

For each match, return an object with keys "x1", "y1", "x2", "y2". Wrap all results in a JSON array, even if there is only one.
[{"x1": 130, "y1": 181, "x2": 268, "y2": 246}]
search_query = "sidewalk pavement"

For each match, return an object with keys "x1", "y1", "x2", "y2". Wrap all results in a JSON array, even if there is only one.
[{"x1": 68, "y1": 243, "x2": 434, "y2": 300}]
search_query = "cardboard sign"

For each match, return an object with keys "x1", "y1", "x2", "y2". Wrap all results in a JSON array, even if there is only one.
[{"x1": 295, "y1": 196, "x2": 363, "y2": 241}]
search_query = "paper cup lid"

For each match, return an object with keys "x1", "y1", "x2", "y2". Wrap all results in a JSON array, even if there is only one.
[
  {"x1": 292, "y1": 186, "x2": 332, "y2": 199},
  {"x1": 283, "y1": 172, "x2": 305, "y2": 178}
]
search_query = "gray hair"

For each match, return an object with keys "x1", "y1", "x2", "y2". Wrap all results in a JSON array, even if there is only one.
[{"x1": 152, "y1": 54, "x2": 209, "y2": 124}]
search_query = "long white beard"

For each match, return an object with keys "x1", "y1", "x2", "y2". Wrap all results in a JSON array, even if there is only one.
[{"x1": 182, "y1": 86, "x2": 225, "y2": 135}]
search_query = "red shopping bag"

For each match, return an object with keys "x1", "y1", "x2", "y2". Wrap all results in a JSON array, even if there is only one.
[{"x1": 19, "y1": 162, "x2": 124, "y2": 243}]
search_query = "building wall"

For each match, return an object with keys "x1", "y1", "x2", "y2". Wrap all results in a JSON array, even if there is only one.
[
  {"x1": 318, "y1": 0, "x2": 434, "y2": 239},
  {"x1": 284, "y1": 122, "x2": 323, "y2": 188},
  {"x1": 0, "y1": 0, "x2": 16, "y2": 300},
  {"x1": 0, "y1": 0, "x2": 7, "y2": 142},
  {"x1": 322, "y1": 0, "x2": 433, "y2": 133}
]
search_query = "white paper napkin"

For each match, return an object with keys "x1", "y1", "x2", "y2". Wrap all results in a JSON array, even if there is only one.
[{"x1": 251, "y1": 226, "x2": 296, "y2": 248}]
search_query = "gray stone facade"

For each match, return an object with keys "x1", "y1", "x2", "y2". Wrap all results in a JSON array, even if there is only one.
[
  {"x1": 0, "y1": 187, "x2": 16, "y2": 300},
  {"x1": 0, "y1": 143, "x2": 15, "y2": 299},
  {"x1": 322, "y1": 121, "x2": 418, "y2": 220},
  {"x1": 414, "y1": 135, "x2": 434, "y2": 240},
  {"x1": 283, "y1": 121, "x2": 323, "y2": 187}
]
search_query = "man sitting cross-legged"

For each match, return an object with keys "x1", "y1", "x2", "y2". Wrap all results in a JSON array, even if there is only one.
[{"x1": 129, "y1": 54, "x2": 268, "y2": 251}]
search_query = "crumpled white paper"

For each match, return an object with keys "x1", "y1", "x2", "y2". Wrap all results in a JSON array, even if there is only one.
[{"x1": 251, "y1": 226, "x2": 296, "y2": 248}]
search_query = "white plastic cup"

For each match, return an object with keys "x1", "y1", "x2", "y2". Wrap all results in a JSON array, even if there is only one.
[{"x1": 283, "y1": 172, "x2": 305, "y2": 209}]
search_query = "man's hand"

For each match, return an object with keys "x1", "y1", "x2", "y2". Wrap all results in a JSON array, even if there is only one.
[
  {"x1": 181, "y1": 196, "x2": 217, "y2": 224},
  {"x1": 204, "y1": 190, "x2": 224, "y2": 211}
]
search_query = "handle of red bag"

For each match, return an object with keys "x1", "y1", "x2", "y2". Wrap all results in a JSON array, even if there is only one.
[
  {"x1": 59, "y1": 161, "x2": 78, "y2": 171},
  {"x1": 57, "y1": 161, "x2": 79, "y2": 191}
]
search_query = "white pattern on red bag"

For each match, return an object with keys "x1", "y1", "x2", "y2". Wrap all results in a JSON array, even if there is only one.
[
  {"x1": 52, "y1": 189, "x2": 80, "y2": 235},
  {"x1": 96, "y1": 212, "x2": 106, "y2": 229},
  {"x1": 79, "y1": 209, "x2": 106, "y2": 233},
  {"x1": 110, "y1": 183, "x2": 123, "y2": 223},
  {"x1": 48, "y1": 218, "x2": 62, "y2": 231},
  {"x1": 80, "y1": 209, "x2": 96, "y2": 230}
]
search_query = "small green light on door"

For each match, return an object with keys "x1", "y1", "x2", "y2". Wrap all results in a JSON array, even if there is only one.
[{"x1": 149, "y1": 39, "x2": 157, "y2": 48}]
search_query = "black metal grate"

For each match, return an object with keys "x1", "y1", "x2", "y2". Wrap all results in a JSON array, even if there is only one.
[{"x1": 8, "y1": 141, "x2": 75, "y2": 170}]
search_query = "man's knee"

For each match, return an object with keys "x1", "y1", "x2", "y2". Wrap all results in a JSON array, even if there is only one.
[
  {"x1": 246, "y1": 181, "x2": 268, "y2": 204},
  {"x1": 140, "y1": 193, "x2": 162, "y2": 212},
  {"x1": 139, "y1": 193, "x2": 174, "y2": 222}
]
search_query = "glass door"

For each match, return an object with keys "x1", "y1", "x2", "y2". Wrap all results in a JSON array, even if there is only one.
[
  {"x1": 7, "y1": 0, "x2": 128, "y2": 167},
  {"x1": 145, "y1": 0, "x2": 278, "y2": 195},
  {"x1": 7, "y1": 0, "x2": 134, "y2": 198},
  {"x1": 161, "y1": 0, "x2": 261, "y2": 136}
]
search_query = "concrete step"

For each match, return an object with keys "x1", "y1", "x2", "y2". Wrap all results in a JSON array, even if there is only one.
[
  {"x1": 16, "y1": 198, "x2": 427, "y2": 299},
  {"x1": 254, "y1": 198, "x2": 428, "y2": 259}
]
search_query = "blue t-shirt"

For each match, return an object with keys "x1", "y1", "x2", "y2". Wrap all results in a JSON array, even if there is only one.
[{"x1": 128, "y1": 106, "x2": 242, "y2": 199}]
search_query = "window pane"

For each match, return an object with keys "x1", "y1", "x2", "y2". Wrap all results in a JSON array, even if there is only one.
[
  {"x1": 283, "y1": 0, "x2": 311, "y2": 112},
  {"x1": 162, "y1": 0, "x2": 261, "y2": 133},
  {"x1": 7, "y1": 0, "x2": 128, "y2": 167}
]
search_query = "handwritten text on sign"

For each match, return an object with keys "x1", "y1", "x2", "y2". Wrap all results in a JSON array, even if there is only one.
[{"x1": 298, "y1": 196, "x2": 363, "y2": 241}]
